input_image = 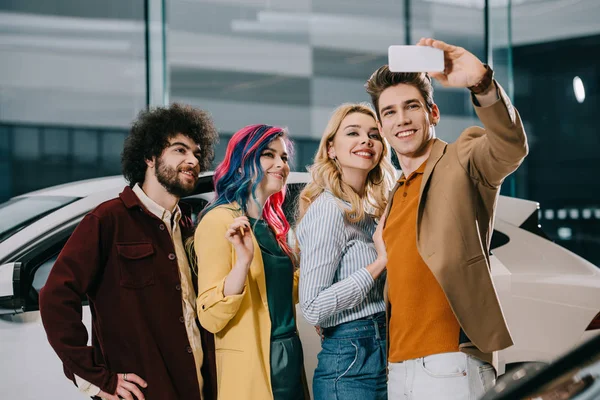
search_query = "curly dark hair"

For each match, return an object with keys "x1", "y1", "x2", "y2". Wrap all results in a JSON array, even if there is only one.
[{"x1": 122, "y1": 103, "x2": 218, "y2": 186}]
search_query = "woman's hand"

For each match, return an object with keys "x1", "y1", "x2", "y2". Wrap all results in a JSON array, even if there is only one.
[
  {"x1": 373, "y1": 212, "x2": 388, "y2": 264},
  {"x1": 367, "y1": 212, "x2": 388, "y2": 280},
  {"x1": 225, "y1": 216, "x2": 254, "y2": 266}
]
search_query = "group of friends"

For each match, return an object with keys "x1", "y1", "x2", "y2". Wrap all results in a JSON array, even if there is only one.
[{"x1": 39, "y1": 38, "x2": 528, "y2": 400}]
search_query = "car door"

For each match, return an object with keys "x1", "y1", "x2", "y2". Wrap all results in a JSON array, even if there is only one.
[{"x1": 0, "y1": 215, "x2": 93, "y2": 400}]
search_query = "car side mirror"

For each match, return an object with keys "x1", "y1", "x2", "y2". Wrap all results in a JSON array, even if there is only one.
[{"x1": 0, "y1": 262, "x2": 24, "y2": 315}]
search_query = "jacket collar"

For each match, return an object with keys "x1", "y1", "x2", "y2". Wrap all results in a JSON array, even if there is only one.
[
  {"x1": 384, "y1": 138, "x2": 448, "y2": 228},
  {"x1": 119, "y1": 185, "x2": 192, "y2": 219},
  {"x1": 419, "y1": 138, "x2": 448, "y2": 200},
  {"x1": 120, "y1": 185, "x2": 143, "y2": 209}
]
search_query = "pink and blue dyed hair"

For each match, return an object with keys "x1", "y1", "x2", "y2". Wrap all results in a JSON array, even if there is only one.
[{"x1": 203, "y1": 124, "x2": 295, "y2": 261}]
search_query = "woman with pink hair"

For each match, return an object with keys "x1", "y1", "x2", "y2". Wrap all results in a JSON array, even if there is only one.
[{"x1": 192, "y1": 124, "x2": 308, "y2": 400}]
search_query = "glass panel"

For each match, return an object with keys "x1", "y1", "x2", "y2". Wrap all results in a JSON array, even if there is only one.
[
  {"x1": 0, "y1": 196, "x2": 78, "y2": 242},
  {"x1": 410, "y1": 0, "x2": 485, "y2": 144},
  {"x1": 12, "y1": 127, "x2": 40, "y2": 160},
  {"x1": 0, "y1": 0, "x2": 146, "y2": 200},
  {"x1": 101, "y1": 131, "x2": 127, "y2": 175},
  {"x1": 43, "y1": 128, "x2": 70, "y2": 157},
  {"x1": 0, "y1": 126, "x2": 11, "y2": 200},
  {"x1": 511, "y1": 0, "x2": 600, "y2": 266},
  {"x1": 490, "y1": 0, "x2": 517, "y2": 198},
  {"x1": 167, "y1": 0, "x2": 405, "y2": 169},
  {"x1": 73, "y1": 129, "x2": 98, "y2": 163}
]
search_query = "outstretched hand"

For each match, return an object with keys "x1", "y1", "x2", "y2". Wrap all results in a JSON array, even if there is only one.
[{"x1": 417, "y1": 37, "x2": 487, "y2": 89}]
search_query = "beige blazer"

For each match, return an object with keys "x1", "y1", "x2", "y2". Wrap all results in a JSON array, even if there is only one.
[{"x1": 383, "y1": 83, "x2": 528, "y2": 365}]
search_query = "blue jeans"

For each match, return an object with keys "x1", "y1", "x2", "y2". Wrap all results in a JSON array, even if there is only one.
[
  {"x1": 388, "y1": 352, "x2": 496, "y2": 400},
  {"x1": 313, "y1": 312, "x2": 387, "y2": 400}
]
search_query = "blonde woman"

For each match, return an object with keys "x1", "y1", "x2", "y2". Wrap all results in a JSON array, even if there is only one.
[{"x1": 296, "y1": 103, "x2": 395, "y2": 399}]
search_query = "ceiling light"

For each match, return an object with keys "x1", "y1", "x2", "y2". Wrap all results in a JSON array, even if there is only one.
[{"x1": 573, "y1": 76, "x2": 585, "y2": 103}]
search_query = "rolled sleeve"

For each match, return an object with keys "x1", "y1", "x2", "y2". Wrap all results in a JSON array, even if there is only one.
[
  {"x1": 75, "y1": 374, "x2": 102, "y2": 397},
  {"x1": 194, "y1": 208, "x2": 247, "y2": 333}
]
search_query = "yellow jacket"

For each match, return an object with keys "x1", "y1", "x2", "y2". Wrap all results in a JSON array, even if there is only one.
[{"x1": 194, "y1": 203, "x2": 300, "y2": 400}]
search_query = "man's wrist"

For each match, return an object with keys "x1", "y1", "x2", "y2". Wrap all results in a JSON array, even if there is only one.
[{"x1": 468, "y1": 64, "x2": 494, "y2": 94}]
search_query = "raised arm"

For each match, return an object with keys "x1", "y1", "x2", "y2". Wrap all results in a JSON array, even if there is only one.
[
  {"x1": 419, "y1": 37, "x2": 528, "y2": 187},
  {"x1": 195, "y1": 209, "x2": 248, "y2": 333}
]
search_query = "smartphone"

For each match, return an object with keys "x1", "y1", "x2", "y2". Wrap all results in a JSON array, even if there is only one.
[{"x1": 388, "y1": 45, "x2": 444, "y2": 73}]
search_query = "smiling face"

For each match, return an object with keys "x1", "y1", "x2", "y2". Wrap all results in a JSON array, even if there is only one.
[
  {"x1": 256, "y1": 136, "x2": 290, "y2": 200},
  {"x1": 327, "y1": 112, "x2": 383, "y2": 175},
  {"x1": 153, "y1": 133, "x2": 201, "y2": 197},
  {"x1": 377, "y1": 83, "x2": 440, "y2": 161}
]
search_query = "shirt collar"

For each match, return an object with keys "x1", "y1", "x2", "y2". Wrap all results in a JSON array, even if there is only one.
[
  {"x1": 398, "y1": 160, "x2": 428, "y2": 183},
  {"x1": 132, "y1": 183, "x2": 181, "y2": 224}
]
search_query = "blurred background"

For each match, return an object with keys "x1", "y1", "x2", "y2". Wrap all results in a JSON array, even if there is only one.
[{"x1": 0, "y1": 0, "x2": 598, "y2": 265}]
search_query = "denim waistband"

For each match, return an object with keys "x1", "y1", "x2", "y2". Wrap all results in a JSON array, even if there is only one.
[{"x1": 322, "y1": 312, "x2": 386, "y2": 340}]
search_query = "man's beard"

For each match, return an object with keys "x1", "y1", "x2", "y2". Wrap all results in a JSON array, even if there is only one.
[{"x1": 155, "y1": 157, "x2": 196, "y2": 198}]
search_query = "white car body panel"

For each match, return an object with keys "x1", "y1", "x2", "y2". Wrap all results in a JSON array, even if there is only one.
[{"x1": 492, "y1": 219, "x2": 600, "y2": 366}]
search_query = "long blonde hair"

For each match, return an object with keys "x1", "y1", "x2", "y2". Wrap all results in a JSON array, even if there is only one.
[{"x1": 297, "y1": 103, "x2": 395, "y2": 224}]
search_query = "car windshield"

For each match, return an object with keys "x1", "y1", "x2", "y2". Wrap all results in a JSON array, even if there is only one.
[{"x1": 0, "y1": 196, "x2": 79, "y2": 242}]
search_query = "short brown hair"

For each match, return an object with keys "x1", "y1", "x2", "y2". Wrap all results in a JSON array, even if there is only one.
[{"x1": 365, "y1": 66, "x2": 435, "y2": 120}]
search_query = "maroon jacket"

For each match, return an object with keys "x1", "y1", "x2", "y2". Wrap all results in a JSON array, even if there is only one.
[{"x1": 39, "y1": 186, "x2": 216, "y2": 400}]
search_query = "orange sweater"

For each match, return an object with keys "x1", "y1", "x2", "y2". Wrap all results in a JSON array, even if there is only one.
[{"x1": 383, "y1": 161, "x2": 460, "y2": 363}]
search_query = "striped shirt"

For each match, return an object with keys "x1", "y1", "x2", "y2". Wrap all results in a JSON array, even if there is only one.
[{"x1": 297, "y1": 191, "x2": 386, "y2": 328}]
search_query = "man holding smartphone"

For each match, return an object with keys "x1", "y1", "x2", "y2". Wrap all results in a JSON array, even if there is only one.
[{"x1": 365, "y1": 38, "x2": 528, "y2": 399}]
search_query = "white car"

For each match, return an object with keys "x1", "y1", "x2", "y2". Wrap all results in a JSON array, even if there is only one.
[{"x1": 1, "y1": 173, "x2": 599, "y2": 399}]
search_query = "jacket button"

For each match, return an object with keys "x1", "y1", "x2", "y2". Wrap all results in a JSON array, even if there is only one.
[
  {"x1": 159, "y1": 224, "x2": 165, "y2": 230},
  {"x1": 175, "y1": 284, "x2": 181, "y2": 291},
  {"x1": 403, "y1": 192, "x2": 407, "y2": 197},
  {"x1": 186, "y1": 346, "x2": 193, "y2": 353},
  {"x1": 201, "y1": 305, "x2": 205, "y2": 310},
  {"x1": 179, "y1": 316, "x2": 185, "y2": 323},
  {"x1": 168, "y1": 253, "x2": 176, "y2": 260}
]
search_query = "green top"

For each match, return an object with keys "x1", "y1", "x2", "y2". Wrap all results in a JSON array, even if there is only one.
[{"x1": 249, "y1": 217, "x2": 296, "y2": 339}]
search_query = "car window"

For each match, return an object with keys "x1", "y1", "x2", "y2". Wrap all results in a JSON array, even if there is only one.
[
  {"x1": 0, "y1": 196, "x2": 79, "y2": 242},
  {"x1": 182, "y1": 195, "x2": 212, "y2": 225},
  {"x1": 33, "y1": 254, "x2": 57, "y2": 294},
  {"x1": 283, "y1": 183, "x2": 305, "y2": 225}
]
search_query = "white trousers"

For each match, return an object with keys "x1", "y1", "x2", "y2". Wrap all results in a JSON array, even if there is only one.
[{"x1": 388, "y1": 352, "x2": 496, "y2": 400}]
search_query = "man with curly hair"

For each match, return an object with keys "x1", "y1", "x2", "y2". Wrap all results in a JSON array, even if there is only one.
[{"x1": 39, "y1": 104, "x2": 219, "y2": 400}]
